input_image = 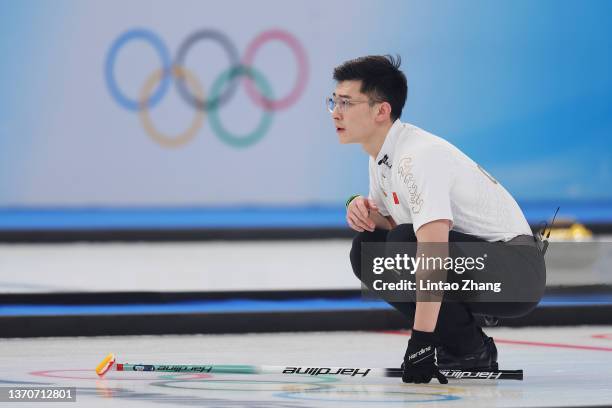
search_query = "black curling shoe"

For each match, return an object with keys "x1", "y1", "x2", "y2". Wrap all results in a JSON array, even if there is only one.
[{"x1": 436, "y1": 335, "x2": 498, "y2": 371}]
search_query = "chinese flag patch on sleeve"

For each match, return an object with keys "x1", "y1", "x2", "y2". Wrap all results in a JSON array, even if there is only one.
[{"x1": 392, "y1": 192, "x2": 399, "y2": 205}]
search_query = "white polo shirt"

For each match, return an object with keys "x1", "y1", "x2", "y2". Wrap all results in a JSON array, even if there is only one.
[{"x1": 369, "y1": 120, "x2": 532, "y2": 242}]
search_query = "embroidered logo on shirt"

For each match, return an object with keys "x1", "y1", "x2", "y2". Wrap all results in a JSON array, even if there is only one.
[
  {"x1": 392, "y1": 192, "x2": 399, "y2": 204},
  {"x1": 397, "y1": 157, "x2": 424, "y2": 214},
  {"x1": 377, "y1": 154, "x2": 392, "y2": 169}
]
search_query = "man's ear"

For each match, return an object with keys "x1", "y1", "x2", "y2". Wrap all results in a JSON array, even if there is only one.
[{"x1": 376, "y1": 101, "x2": 393, "y2": 122}]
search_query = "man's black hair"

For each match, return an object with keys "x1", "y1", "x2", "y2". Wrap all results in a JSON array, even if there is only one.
[{"x1": 333, "y1": 55, "x2": 407, "y2": 121}]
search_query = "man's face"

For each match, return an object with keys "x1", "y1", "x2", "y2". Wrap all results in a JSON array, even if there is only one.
[{"x1": 331, "y1": 80, "x2": 377, "y2": 144}]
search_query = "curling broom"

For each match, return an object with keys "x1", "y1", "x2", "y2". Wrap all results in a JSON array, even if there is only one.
[{"x1": 96, "y1": 353, "x2": 523, "y2": 380}]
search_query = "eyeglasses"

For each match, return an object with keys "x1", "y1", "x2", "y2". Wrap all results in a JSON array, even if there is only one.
[{"x1": 326, "y1": 96, "x2": 371, "y2": 113}]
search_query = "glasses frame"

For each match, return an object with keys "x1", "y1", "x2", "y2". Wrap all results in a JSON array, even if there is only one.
[{"x1": 326, "y1": 96, "x2": 373, "y2": 113}]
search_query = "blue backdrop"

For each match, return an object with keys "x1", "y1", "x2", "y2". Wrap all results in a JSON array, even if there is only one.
[{"x1": 0, "y1": 0, "x2": 610, "y2": 229}]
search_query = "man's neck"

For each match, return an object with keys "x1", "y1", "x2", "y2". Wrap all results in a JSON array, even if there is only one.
[{"x1": 363, "y1": 120, "x2": 394, "y2": 159}]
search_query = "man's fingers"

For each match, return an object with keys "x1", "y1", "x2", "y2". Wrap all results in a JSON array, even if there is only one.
[
  {"x1": 354, "y1": 199, "x2": 371, "y2": 220},
  {"x1": 346, "y1": 215, "x2": 358, "y2": 231},
  {"x1": 353, "y1": 214, "x2": 373, "y2": 232},
  {"x1": 347, "y1": 214, "x2": 365, "y2": 232},
  {"x1": 347, "y1": 210, "x2": 367, "y2": 232},
  {"x1": 352, "y1": 213, "x2": 373, "y2": 231},
  {"x1": 346, "y1": 198, "x2": 375, "y2": 231},
  {"x1": 367, "y1": 198, "x2": 379, "y2": 210},
  {"x1": 353, "y1": 200, "x2": 375, "y2": 230}
]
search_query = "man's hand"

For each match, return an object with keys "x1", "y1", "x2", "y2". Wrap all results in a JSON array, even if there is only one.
[
  {"x1": 346, "y1": 196, "x2": 379, "y2": 232},
  {"x1": 401, "y1": 330, "x2": 448, "y2": 384}
]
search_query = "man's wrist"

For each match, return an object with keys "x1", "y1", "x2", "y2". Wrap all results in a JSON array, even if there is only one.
[
  {"x1": 345, "y1": 194, "x2": 361, "y2": 209},
  {"x1": 410, "y1": 329, "x2": 438, "y2": 344}
]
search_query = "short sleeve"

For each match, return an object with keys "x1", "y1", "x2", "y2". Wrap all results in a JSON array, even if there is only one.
[{"x1": 395, "y1": 145, "x2": 454, "y2": 233}]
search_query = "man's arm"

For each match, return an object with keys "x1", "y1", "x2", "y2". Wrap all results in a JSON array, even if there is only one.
[
  {"x1": 368, "y1": 210, "x2": 395, "y2": 230},
  {"x1": 413, "y1": 219, "x2": 451, "y2": 332},
  {"x1": 347, "y1": 196, "x2": 394, "y2": 231}
]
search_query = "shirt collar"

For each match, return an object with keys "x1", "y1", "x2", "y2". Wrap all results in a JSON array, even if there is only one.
[{"x1": 375, "y1": 119, "x2": 403, "y2": 165}]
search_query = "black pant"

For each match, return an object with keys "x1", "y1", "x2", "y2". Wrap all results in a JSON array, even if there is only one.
[{"x1": 349, "y1": 224, "x2": 546, "y2": 355}]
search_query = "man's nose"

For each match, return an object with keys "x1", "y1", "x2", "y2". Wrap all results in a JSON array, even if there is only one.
[{"x1": 331, "y1": 107, "x2": 342, "y2": 121}]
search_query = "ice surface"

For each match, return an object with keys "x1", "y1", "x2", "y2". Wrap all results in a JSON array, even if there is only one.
[{"x1": 2, "y1": 326, "x2": 611, "y2": 407}]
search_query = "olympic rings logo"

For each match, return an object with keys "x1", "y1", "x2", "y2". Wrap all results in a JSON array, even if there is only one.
[{"x1": 105, "y1": 28, "x2": 308, "y2": 148}]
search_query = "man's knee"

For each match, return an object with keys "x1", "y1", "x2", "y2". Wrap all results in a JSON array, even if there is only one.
[
  {"x1": 349, "y1": 232, "x2": 369, "y2": 281},
  {"x1": 350, "y1": 230, "x2": 387, "y2": 281}
]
